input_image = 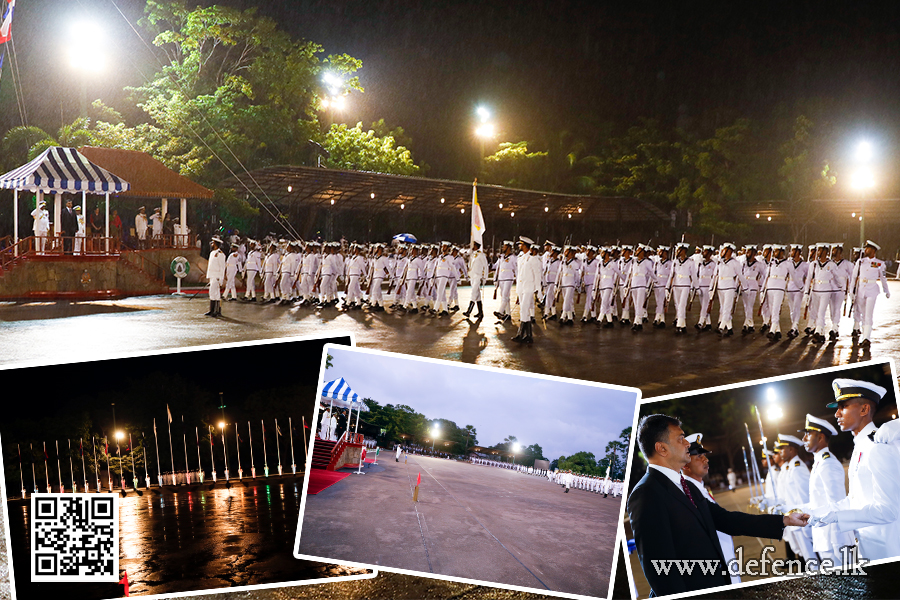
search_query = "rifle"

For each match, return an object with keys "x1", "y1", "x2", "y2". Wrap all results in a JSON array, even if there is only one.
[
  {"x1": 686, "y1": 287, "x2": 696, "y2": 311},
  {"x1": 845, "y1": 268, "x2": 860, "y2": 317}
]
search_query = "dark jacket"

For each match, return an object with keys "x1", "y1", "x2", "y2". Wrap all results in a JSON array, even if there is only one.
[
  {"x1": 61, "y1": 207, "x2": 79, "y2": 236},
  {"x1": 627, "y1": 467, "x2": 785, "y2": 597}
]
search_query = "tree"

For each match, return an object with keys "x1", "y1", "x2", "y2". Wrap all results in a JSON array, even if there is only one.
[
  {"x1": 322, "y1": 122, "x2": 421, "y2": 175},
  {"x1": 777, "y1": 115, "x2": 837, "y2": 242},
  {"x1": 1, "y1": 118, "x2": 95, "y2": 169},
  {"x1": 482, "y1": 141, "x2": 549, "y2": 189}
]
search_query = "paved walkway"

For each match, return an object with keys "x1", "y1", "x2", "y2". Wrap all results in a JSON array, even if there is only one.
[{"x1": 296, "y1": 455, "x2": 621, "y2": 597}]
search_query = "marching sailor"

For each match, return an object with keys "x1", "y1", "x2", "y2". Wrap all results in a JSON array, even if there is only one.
[
  {"x1": 712, "y1": 242, "x2": 741, "y2": 336},
  {"x1": 695, "y1": 245, "x2": 716, "y2": 331},
  {"x1": 848, "y1": 240, "x2": 890, "y2": 347},
  {"x1": 493, "y1": 241, "x2": 517, "y2": 322},
  {"x1": 580, "y1": 246, "x2": 600, "y2": 323},
  {"x1": 666, "y1": 242, "x2": 697, "y2": 334},
  {"x1": 652, "y1": 246, "x2": 673, "y2": 328},
  {"x1": 463, "y1": 241, "x2": 490, "y2": 319}
]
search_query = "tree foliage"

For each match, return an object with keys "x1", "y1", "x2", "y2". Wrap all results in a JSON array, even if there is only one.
[{"x1": 322, "y1": 122, "x2": 420, "y2": 175}]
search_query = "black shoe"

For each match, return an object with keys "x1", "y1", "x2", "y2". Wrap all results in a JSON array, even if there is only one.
[
  {"x1": 772, "y1": 332, "x2": 782, "y2": 341},
  {"x1": 702, "y1": 324, "x2": 712, "y2": 331},
  {"x1": 760, "y1": 324, "x2": 769, "y2": 333},
  {"x1": 204, "y1": 300, "x2": 215, "y2": 316},
  {"x1": 475, "y1": 301, "x2": 484, "y2": 319},
  {"x1": 450, "y1": 306, "x2": 459, "y2": 312},
  {"x1": 463, "y1": 302, "x2": 475, "y2": 317},
  {"x1": 642, "y1": 317, "x2": 648, "y2": 323},
  {"x1": 804, "y1": 327, "x2": 812, "y2": 335},
  {"x1": 861, "y1": 338, "x2": 871, "y2": 347},
  {"x1": 746, "y1": 326, "x2": 754, "y2": 333},
  {"x1": 724, "y1": 328, "x2": 734, "y2": 336},
  {"x1": 829, "y1": 331, "x2": 837, "y2": 341},
  {"x1": 621, "y1": 319, "x2": 630, "y2": 326},
  {"x1": 494, "y1": 311, "x2": 503, "y2": 319},
  {"x1": 440, "y1": 310, "x2": 449, "y2": 317},
  {"x1": 409, "y1": 308, "x2": 418, "y2": 314},
  {"x1": 612, "y1": 315, "x2": 619, "y2": 322},
  {"x1": 787, "y1": 329, "x2": 798, "y2": 338},
  {"x1": 695, "y1": 323, "x2": 702, "y2": 330},
  {"x1": 742, "y1": 326, "x2": 749, "y2": 335},
  {"x1": 851, "y1": 329, "x2": 860, "y2": 338},
  {"x1": 603, "y1": 321, "x2": 614, "y2": 328},
  {"x1": 659, "y1": 321, "x2": 666, "y2": 328}
]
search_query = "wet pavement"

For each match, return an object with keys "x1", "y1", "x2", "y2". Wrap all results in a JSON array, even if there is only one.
[
  {"x1": 297, "y1": 455, "x2": 620, "y2": 598},
  {"x1": 1, "y1": 282, "x2": 898, "y2": 397},
  {"x1": 6, "y1": 477, "x2": 368, "y2": 599}
]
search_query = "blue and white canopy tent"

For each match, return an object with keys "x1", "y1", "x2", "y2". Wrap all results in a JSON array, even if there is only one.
[
  {"x1": 0, "y1": 146, "x2": 131, "y2": 254},
  {"x1": 320, "y1": 377, "x2": 369, "y2": 440}
]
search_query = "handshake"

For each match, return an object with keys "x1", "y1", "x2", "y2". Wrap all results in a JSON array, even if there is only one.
[{"x1": 766, "y1": 503, "x2": 811, "y2": 527}]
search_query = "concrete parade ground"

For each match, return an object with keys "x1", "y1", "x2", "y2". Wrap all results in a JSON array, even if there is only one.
[
  {"x1": 296, "y1": 454, "x2": 621, "y2": 597},
  {"x1": 0, "y1": 281, "x2": 897, "y2": 397}
]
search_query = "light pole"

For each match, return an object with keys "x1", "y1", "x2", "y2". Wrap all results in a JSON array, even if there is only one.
[
  {"x1": 851, "y1": 141, "x2": 875, "y2": 247},
  {"x1": 511, "y1": 442, "x2": 521, "y2": 465},
  {"x1": 431, "y1": 425, "x2": 440, "y2": 452},
  {"x1": 321, "y1": 72, "x2": 349, "y2": 126},
  {"x1": 219, "y1": 421, "x2": 229, "y2": 479}
]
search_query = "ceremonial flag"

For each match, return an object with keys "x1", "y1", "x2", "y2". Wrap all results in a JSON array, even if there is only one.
[
  {"x1": 119, "y1": 571, "x2": 130, "y2": 597},
  {"x1": 166, "y1": 404, "x2": 173, "y2": 424},
  {"x1": 276, "y1": 423, "x2": 283, "y2": 436},
  {"x1": 0, "y1": 0, "x2": 15, "y2": 45},
  {"x1": 471, "y1": 180, "x2": 485, "y2": 246},
  {"x1": 416, "y1": 472, "x2": 421, "y2": 486}
]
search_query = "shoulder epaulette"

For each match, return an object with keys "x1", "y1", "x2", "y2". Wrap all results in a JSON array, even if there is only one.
[
  {"x1": 822, "y1": 452, "x2": 832, "y2": 460},
  {"x1": 869, "y1": 430, "x2": 877, "y2": 442}
]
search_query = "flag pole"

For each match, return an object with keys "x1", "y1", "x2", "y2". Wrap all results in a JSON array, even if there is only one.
[
  {"x1": 68, "y1": 439, "x2": 75, "y2": 492},
  {"x1": 92, "y1": 437, "x2": 99, "y2": 492},
  {"x1": 248, "y1": 421, "x2": 256, "y2": 478},
  {"x1": 235, "y1": 422, "x2": 243, "y2": 479},
  {"x1": 261, "y1": 420, "x2": 269, "y2": 477},
  {"x1": 153, "y1": 418, "x2": 162, "y2": 487},
  {"x1": 130, "y1": 433, "x2": 137, "y2": 489},
  {"x1": 221, "y1": 422, "x2": 229, "y2": 480},
  {"x1": 289, "y1": 417, "x2": 296, "y2": 474},
  {"x1": 275, "y1": 418, "x2": 283, "y2": 475},
  {"x1": 301, "y1": 416, "x2": 308, "y2": 471},
  {"x1": 209, "y1": 425, "x2": 217, "y2": 482},
  {"x1": 31, "y1": 442, "x2": 37, "y2": 494},
  {"x1": 17, "y1": 444, "x2": 25, "y2": 498},
  {"x1": 167, "y1": 410, "x2": 176, "y2": 485},
  {"x1": 105, "y1": 438, "x2": 112, "y2": 492},
  {"x1": 182, "y1": 416, "x2": 190, "y2": 484},
  {"x1": 56, "y1": 440, "x2": 63, "y2": 493},
  {"x1": 142, "y1": 433, "x2": 150, "y2": 488},
  {"x1": 80, "y1": 439, "x2": 87, "y2": 492},
  {"x1": 196, "y1": 427, "x2": 203, "y2": 483},
  {"x1": 44, "y1": 441, "x2": 51, "y2": 493}
]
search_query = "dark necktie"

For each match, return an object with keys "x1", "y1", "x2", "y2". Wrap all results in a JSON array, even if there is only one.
[{"x1": 680, "y1": 474, "x2": 698, "y2": 508}]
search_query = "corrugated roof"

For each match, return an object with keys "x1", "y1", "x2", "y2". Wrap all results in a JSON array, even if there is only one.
[
  {"x1": 78, "y1": 147, "x2": 214, "y2": 200},
  {"x1": 218, "y1": 165, "x2": 668, "y2": 222}
]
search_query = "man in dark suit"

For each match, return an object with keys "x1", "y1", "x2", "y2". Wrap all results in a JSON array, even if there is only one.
[
  {"x1": 627, "y1": 414, "x2": 810, "y2": 596},
  {"x1": 60, "y1": 198, "x2": 79, "y2": 254}
]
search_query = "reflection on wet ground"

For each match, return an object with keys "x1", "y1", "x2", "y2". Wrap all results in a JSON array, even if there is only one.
[
  {"x1": 7, "y1": 479, "x2": 365, "y2": 599},
  {"x1": 0, "y1": 283, "x2": 897, "y2": 396}
]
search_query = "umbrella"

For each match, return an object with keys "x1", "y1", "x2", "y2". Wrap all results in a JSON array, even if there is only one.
[{"x1": 392, "y1": 233, "x2": 417, "y2": 244}]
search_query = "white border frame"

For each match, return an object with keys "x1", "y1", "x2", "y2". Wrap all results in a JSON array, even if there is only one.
[
  {"x1": 619, "y1": 357, "x2": 900, "y2": 600},
  {"x1": 294, "y1": 343, "x2": 644, "y2": 600},
  {"x1": 0, "y1": 333, "x2": 379, "y2": 600}
]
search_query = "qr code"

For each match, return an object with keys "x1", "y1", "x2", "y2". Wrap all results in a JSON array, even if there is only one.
[{"x1": 31, "y1": 493, "x2": 119, "y2": 582}]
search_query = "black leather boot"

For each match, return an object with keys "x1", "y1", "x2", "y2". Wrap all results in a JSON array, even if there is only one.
[{"x1": 475, "y1": 301, "x2": 484, "y2": 319}]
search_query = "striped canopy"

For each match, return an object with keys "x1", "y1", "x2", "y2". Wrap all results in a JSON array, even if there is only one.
[
  {"x1": 0, "y1": 146, "x2": 130, "y2": 194},
  {"x1": 321, "y1": 377, "x2": 368, "y2": 411}
]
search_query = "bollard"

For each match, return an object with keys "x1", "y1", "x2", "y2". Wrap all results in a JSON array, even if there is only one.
[{"x1": 413, "y1": 472, "x2": 421, "y2": 502}]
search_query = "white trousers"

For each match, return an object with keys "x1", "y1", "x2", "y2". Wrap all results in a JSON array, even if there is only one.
[
  {"x1": 498, "y1": 280, "x2": 513, "y2": 315},
  {"x1": 741, "y1": 289, "x2": 758, "y2": 327},
  {"x1": 244, "y1": 270, "x2": 258, "y2": 298},
  {"x1": 209, "y1": 277, "x2": 223, "y2": 301},
  {"x1": 718, "y1": 288, "x2": 736, "y2": 330},
  {"x1": 469, "y1": 278, "x2": 484, "y2": 303},
  {"x1": 766, "y1": 289, "x2": 786, "y2": 333},
  {"x1": 787, "y1": 290, "x2": 804, "y2": 330},
  {"x1": 857, "y1": 286, "x2": 880, "y2": 340},
  {"x1": 673, "y1": 287, "x2": 690, "y2": 327},
  {"x1": 370, "y1": 278, "x2": 384, "y2": 305},
  {"x1": 433, "y1": 277, "x2": 449, "y2": 311},
  {"x1": 697, "y1": 287, "x2": 712, "y2": 325},
  {"x1": 599, "y1": 288, "x2": 616, "y2": 321},
  {"x1": 630, "y1": 287, "x2": 648, "y2": 321},
  {"x1": 653, "y1": 286, "x2": 667, "y2": 321},
  {"x1": 544, "y1": 282, "x2": 557, "y2": 316}
]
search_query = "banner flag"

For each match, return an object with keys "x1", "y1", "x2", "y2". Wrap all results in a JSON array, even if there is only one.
[{"x1": 471, "y1": 180, "x2": 485, "y2": 246}]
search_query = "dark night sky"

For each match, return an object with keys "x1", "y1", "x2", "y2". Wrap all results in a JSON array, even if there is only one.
[
  {"x1": 3, "y1": 1, "x2": 900, "y2": 181},
  {"x1": 0, "y1": 335, "x2": 350, "y2": 441}
]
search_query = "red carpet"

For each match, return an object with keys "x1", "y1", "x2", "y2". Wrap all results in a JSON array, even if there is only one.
[
  {"x1": 307, "y1": 469, "x2": 351, "y2": 494},
  {"x1": 364, "y1": 457, "x2": 376, "y2": 463}
]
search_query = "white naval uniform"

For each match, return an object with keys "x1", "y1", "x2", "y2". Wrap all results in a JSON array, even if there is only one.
[
  {"x1": 207, "y1": 248, "x2": 226, "y2": 301},
  {"x1": 685, "y1": 476, "x2": 740, "y2": 584},
  {"x1": 368, "y1": 255, "x2": 391, "y2": 307},
  {"x1": 468, "y1": 250, "x2": 490, "y2": 303},
  {"x1": 739, "y1": 257, "x2": 766, "y2": 328},
  {"x1": 494, "y1": 254, "x2": 517, "y2": 317},
  {"x1": 390, "y1": 254, "x2": 408, "y2": 302},
  {"x1": 517, "y1": 252, "x2": 542, "y2": 323},
  {"x1": 713, "y1": 257, "x2": 741, "y2": 331},
  {"x1": 344, "y1": 254, "x2": 367, "y2": 305},
  {"x1": 829, "y1": 259, "x2": 854, "y2": 335},
  {"x1": 618, "y1": 256, "x2": 634, "y2": 322},
  {"x1": 262, "y1": 251, "x2": 280, "y2": 300},
  {"x1": 543, "y1": 257, "x2": 562, "y2": 317},
  {"x1": 785, "y1": 260, "x2": 809, "y2": 331},
  {"x1": 596, "y1": 259, "x2": 622, "y2": 323},
  {"x1": 224, "y1": 251, "x2": 242, "y2": 299},
  {"x1": 800, "y1": 447, "x2": 855, "y2": 566},
  {"x1": 75, "y1": 213, "x2": 86, "y2": 254},
  {"x1": 580, "y1": 256, "x2": 600, "y2": 320},
  {"x1": 850, "y1": 256, "x2": 890, "y2": 342},
  {"x1": 134, "y1": 212, "x2": 148, "y2": 244},
  {"x1": 279, "y1": 251, "x2": 299, "y2": 300},
  {"x1": 404, "y1": 255, "x2": 425, "y2": 308},
  {"x1": 666, "y1": 258, "x2": 697, "y2": 328},
  {"x1": 652, "y1": 258, "x2": 672, "y2": 323},
  {"x1": 298, "y1": 251, "x2": 320, "y2": 300},
  {"x1": 556, "y1": 258, "x2": 581, "y2": 321},
  {"x1": 804, "y1": 260, "x2": 837, "y2": 336},
  {"x1": 696, "y1": 259, "x2": 716, "y2": 326},
  {"x1": 811, "y1": 422, "x2": 900, "y2": 561},
  {"x1": 781, "y1": 456, "x2": 816, "y2": 562},
  {"x1": 433, "y1": 253, "x2": 454, "y2": 312},
  {"x1": 629, "y1": 258, "x2": 655, "y2": 323},
  {"x1": 244, "y1": 249, "x2": 262, "y2": 299},
  {"x1": 763, "y1": 259, "x2": 790, "y2": 334}
]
